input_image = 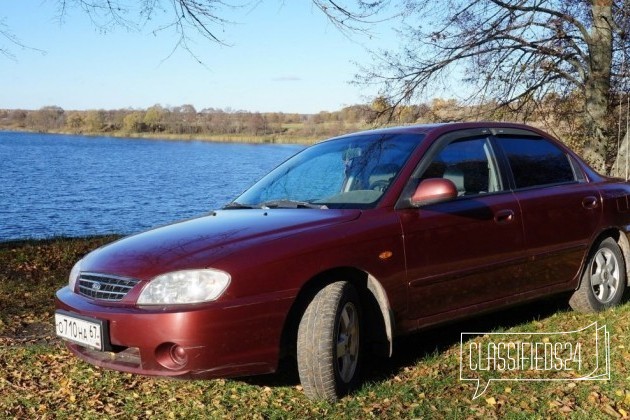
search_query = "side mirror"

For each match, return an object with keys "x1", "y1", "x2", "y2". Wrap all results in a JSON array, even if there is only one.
[{"x1": 410, "y1": 178, "x2": 458, "y2": 207}]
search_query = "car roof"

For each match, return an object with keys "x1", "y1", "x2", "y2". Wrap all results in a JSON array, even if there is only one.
[{"x1": 329, "y1": 121, "x2": 550, "y2": 141}]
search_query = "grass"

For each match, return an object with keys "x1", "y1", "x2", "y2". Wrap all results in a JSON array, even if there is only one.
[{"x1": 2, "y1": 237, "x2": 630, "y2": 418}]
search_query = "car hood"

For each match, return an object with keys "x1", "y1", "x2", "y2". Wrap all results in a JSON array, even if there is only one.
[{"x1": 81, "y1": 209, "x2": 362, "y2": 280}]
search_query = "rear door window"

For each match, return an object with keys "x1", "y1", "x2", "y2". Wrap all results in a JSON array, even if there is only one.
[{"x1": 498, "y1": 137, "x2": 576, "y2": 189}]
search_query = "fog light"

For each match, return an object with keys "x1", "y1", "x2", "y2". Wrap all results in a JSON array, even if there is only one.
[
  {"x1": 156, "y1": 343, "x2": 188, "y2": 370},
  {"x1": 170, "y1": 345, "x2": 187, "y2": 365}
]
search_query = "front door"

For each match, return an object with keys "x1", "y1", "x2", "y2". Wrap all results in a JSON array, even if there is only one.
[{"x1": 399, "y1": 135, "x2": 527, "y2": 319}]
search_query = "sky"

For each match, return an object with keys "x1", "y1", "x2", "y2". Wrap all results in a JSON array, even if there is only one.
[{"x1": 0, "y1": 1, "x2": 400, "y2": 114}]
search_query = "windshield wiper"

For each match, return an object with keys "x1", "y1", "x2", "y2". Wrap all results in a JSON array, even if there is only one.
[
  {"x1": 260, "y1": 200, "x2": 328, "y2": 209},
  {"x1": 222, "y1": 202, "x2": 260, "y2": 209}
]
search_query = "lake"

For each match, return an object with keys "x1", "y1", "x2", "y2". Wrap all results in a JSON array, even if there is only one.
[{"x1": 0, "y1": 131, "x2": 304, "y2": 241}]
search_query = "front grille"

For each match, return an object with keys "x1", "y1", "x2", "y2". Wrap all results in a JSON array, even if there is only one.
[{"x1": 78, "y1": 273, "x2": 140, "y2": 301}]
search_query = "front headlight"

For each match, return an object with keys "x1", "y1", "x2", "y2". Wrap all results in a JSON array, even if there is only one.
[
  {"x1": 137, "y1": 269, "x2": 231, "y2": 305},
  {"x1": 68, "y1": 259, "x2": 83, "y2": 292}
]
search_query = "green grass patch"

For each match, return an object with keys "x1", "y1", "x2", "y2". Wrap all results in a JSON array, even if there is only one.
[{"x1": 1, "y1": 237, "x2": 630, "y2": 418}]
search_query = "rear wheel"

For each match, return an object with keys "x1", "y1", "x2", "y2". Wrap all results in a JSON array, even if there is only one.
[
  {"x1": 297, "y1": 281, "x2": 361, "y2": 401},
  {"x1": 569, "y1": 237, "x2": 627, "y2": 312}
]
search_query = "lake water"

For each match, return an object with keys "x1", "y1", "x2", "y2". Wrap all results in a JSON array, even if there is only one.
[{"x1": 0, "y1": 131, "x2": 304, "y2": 241}]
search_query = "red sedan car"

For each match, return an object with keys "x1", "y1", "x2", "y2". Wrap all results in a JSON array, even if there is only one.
[{"x1": 56, "y1": 122, "x2": 629, "y2": 401}]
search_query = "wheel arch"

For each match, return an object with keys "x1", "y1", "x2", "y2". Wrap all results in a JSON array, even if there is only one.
[
  {"x1": 579, "y1": 228, "x2": 630, "y2": 288},
  {"x1": 279, "y1": 267, "x2": 394, "y2": 361}
]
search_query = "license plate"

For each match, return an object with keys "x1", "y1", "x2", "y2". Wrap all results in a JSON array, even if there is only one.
[{"x1": 55, "y1": 311, "x2": 104, "y2": 351}]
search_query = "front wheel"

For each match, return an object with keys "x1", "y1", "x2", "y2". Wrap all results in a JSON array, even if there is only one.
[
  {"x1": 569, "y1": 237, "x2": 627, "y2": 313},
  {"x1": 297, "y1": 281, "x2": 362, "y2": 401}
]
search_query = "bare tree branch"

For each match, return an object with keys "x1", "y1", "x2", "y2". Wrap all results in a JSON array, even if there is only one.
[
  {"x1": 488, "y1": 0, "x2": 592, "y2": 43},
  {"x1": 37, "y1": 1, "x2": 395, "y2": 62},
  {"x1": 0, "y1": 17, "x2": 45, "y2": 60}
]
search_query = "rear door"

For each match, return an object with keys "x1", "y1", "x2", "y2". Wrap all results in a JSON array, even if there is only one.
[{"x1": 494, "y1": 135, "x2": 602, "y2": 287}]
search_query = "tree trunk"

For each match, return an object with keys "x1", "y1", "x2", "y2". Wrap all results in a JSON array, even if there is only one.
[
  {"x1": 612, "y1": 130, "x2": 630, "y2": 178},
  {"x1": 583, "y1": 0, "x2": 614, "y2": 174}
]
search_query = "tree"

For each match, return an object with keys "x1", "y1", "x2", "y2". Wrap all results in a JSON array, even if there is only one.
[
  {"x1": 27, "y1": 106, "x2": 65, "y2": 132},
  {"x1": 84, "y1": 109, "x2": 106, "y2": 132},
  {"x1": 361, "y1": 0, "x2": 630, "y2": 172},
  {"x1": 144, "y1": 105, "x2": 168, "y2": 132},
  {"x1": 246, "y1": 112, "x2": 267, "y2": 135},
  {"x1": 8, "y1": 109, "x2": 28, "y2": 127},
  {"x1": 123, "y1": 111, "x2": 146, "y2": 133},
  {"x1": 66, "y1": 112, "x2": 85, "y2": 132}
]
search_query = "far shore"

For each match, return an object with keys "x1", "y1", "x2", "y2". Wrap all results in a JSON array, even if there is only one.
[
  {"x1": 0, "y1": 105, "x2": 383, "y2": 146},
  {"x1": 0, "y1": 127, "x2": 327, "y2": 145}
]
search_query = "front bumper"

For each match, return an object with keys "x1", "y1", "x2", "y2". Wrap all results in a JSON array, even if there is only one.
[{"x1": 54, "y1": 286, "x2": 295, "y2": 379}]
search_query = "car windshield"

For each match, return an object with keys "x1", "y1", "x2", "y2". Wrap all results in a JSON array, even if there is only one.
[{"x1": 230, "y1": 132, "x2": 422, "y2": 209}]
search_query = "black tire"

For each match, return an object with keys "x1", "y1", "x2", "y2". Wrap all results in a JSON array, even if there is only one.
[
  {"x1": 569, "y1": 237, "x2": 627, "y2": 313},
  {"x1": 297, "y1": 281, "x2": 362, "y2": 401}
]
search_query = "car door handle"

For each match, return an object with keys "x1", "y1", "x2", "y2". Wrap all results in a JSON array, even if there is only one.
[
  {"x1": 494, "y1": 209, "x2": 515, "y2": 224},
  {"x1": 582, "y1": 196, "x2": 599, "y2": 210}
]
